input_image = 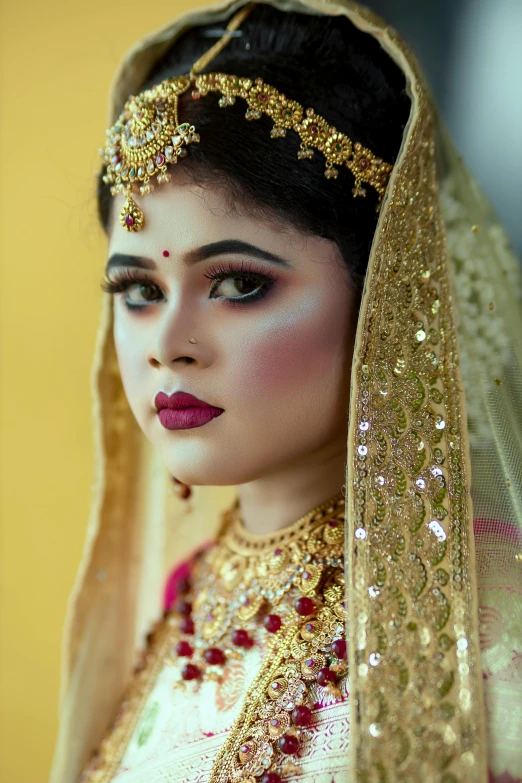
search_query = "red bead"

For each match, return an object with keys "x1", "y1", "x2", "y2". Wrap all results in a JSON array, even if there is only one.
[
  {"x1": 181, "y1": 663, "x2": 201, "y2": 681},
  {"x1": 179, "y1": 617, "x2": 195, "y2": 635},
  {"x1": 203, "y1": 647, "x2": 226, "y2": 665},
  {"x1": 177, "y1": 600, "x2": 192, "y2": 616},
  {"x1": 278, "y1": 734, "x2": 299, "y2": 755},
  {"x1": 124, "y1": 214, "x2": 134, "y2": 227},
  {"x1": 264, "y1": 614, "x2": 282, "y2": 633},
  {"x1": 332, "y1": 639, "x2": 347, "y2": 659},
  {"x1": 261, "y1": 774, "x2": 282, "y2": 783},
  {"x1": 175, "y1": 640, "x2": 193, "y2": 657},
  {"x1": 291, "y1": 705, "x2": 313, "y2": 727},
  {"x1": 177, "y1": 577, "x2": 191, "y2": 595},
  {"x1": 232, "y1": 629, "x2": 253, "y2": 648},
  {"x1": 295, "y1": 596, "x2": 315, "y2": 616},
  {"x1": 317, "y1": 667, "x2": 337, "y2": 686}
]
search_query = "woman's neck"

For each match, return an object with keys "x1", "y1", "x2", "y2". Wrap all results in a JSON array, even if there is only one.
[{"x1": 234, "y1": 437, "x2": 347, "y2": 535}]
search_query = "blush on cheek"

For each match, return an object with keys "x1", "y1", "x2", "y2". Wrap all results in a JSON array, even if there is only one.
[{"x1": 242, "y1": 312, "x2": 346, "y2": 395}]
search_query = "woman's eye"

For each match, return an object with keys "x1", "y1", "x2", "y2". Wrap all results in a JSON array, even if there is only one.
[
  {"x1": 125, "y1": 282, "x2": 162, "y2": 305},
  {"x1": 100, "y1": 262, "x2": 276, "y2": 310},
  {"x1": 211, "y1": 275, "x2": 262, "y2": 298},
  {"x1": 205, "y1": 263, "x2": 276, "y2": 305}
]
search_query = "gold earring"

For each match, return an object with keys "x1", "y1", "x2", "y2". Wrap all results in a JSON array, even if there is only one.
[{"x1": 170, "y1": 476, "x2": 192, "y2": 500}]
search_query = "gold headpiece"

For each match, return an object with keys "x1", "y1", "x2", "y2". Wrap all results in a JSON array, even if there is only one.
[{"x1": 100, "y1": 2, "x2": 394, "y2": 232}]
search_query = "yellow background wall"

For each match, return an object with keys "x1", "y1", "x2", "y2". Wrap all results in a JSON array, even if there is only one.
[{"x1": 0, "y1": 2, "x2": 208, "y2": 780}]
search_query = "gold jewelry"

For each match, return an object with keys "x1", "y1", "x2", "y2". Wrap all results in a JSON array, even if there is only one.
[
  {"x1": 79, "y1": 489, "x2": 347, "y2": 782},
  {"x1": 166, "y1": 489, "x2": 347, "y2": 781},
  {"x1": 169, "y1": 475, "x2": 192, "y2": 500},
  {"x1": 76, "y1": 486, "x2": 348, "y2": 783},
  {"x1": 99, "y1": 2, "x2": 393, "y2": 233}
]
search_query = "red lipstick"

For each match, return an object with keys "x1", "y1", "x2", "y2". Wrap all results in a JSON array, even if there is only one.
[{"x1": 154, "y1": 391, "x2": 224, "y2": 430}]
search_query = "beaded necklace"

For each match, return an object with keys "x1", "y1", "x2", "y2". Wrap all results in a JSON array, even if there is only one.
[
  {"x1": 79, "y1": 490, "x2": 348, "y2": 783},
  {"x1": 165, "y1": 489, "x2": 348, "y2": 782}
]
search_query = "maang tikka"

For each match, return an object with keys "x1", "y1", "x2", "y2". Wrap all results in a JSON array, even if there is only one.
[{"x1": 99, "y1": 2, "x2": 394, "y2": 233}]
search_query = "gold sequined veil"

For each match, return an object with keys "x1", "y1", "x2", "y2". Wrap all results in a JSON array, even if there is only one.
[{"x1": 50, "y1": 0, "x2": 522, "y2": 781}]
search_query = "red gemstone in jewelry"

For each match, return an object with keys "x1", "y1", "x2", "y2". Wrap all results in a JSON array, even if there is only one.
[
  {"x1": 177, "y1": 600, "x2": 192, "y2": 616},
  {"x1": 305, "y1": 658, "x2": 315, "y2": 668},
  {"x1": 332, "y1": 639, "x2": 347, "y2": 659},
  {"x1": 305, "y1": 623, "x2": 314, "y2": 632},
  {"x1": 261, "y1": 774, "x2": 282, "y2": 783},
  {"x1": 291, "y1": 705, "x2": 313, "y2": 727},
  {"x1": 329, "y1": 519, "x2": 338, "y2": 527},
  {"x1": 317, "y1": 667, "x2": 337, "y2": 686},
  {"x1": 232, "y1": 629, "x2": 253, "y2": 648},
  {"x1": 274, "y1": 548, "x2": 282, "y2": 556},
  {"x1": 181, "y1": 663, "x2": 201, "y2": 681},
  {"x1": 259, "y1": 93, "x2": 268, "y2": 101},
  {"x1": 295, "y1": 597, "x2": 314, "y2": 616},
  {"x1": 191, "y1": 90, "x2": 201, "y2": 100},
  {"x1": 155, "y1": 154, "x2": 165, "y2": 166},
  {"x1": 179, "y1": 617, "x2": 195, "y2": 635},
  {"x1": 124, "y1": 214, "x2": 134, "y2": 227},
  {"x1": 111, "y1": 154, "x2": 120, "y2": 165},
  {"x1": 278, "y1": 734, "x2": 299, "y2": 755},
  {"x1": 203, "y1": 647, "x2": 226, "y2": 665},
  {"x1": 175, "y1": 640, "x2": 193, "y2": 657},
  {"x1": 360, "y1": 159, "x2": 369, "y2": 169},
  {"x1": 270, "y1": 718, "x2": 280, "y2": 727},
  {"x1": 264, "y1": 614, "x2": 282, "y2": 633},
  {"x1": 303, "y1": 571, "x2": 310, "y2": 580},
  {"x1": 241, "y1": 745, "x2": 250, "y2": 753},
  {"x1": 271, "y1": 682, "x2": 280, "y2": 691},
  {"x1": 177, "y1": 577, "x2": 191, "y2": 595}
]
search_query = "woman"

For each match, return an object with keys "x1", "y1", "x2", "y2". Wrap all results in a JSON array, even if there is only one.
[{"x1": 50, "y1": 1, "x2": 522, "y2": 782}]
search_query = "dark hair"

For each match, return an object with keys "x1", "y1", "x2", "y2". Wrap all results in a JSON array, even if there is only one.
[{"x1": 97, "y1": 4, "x2": 410, "y2": 291}]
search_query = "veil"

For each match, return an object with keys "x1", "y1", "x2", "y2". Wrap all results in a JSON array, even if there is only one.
[{"x1": 50, "y1": 1, "x2": 522, "y2": 782}]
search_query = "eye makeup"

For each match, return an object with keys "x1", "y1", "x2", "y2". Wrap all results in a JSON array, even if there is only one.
[{"x1": 100, "y1": 260, "x2": 277, "y2": 311}]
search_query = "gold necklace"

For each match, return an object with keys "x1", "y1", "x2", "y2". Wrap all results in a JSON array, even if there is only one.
[
  {"x1": 164, "y1": 489, "x2": 348, "y2": 782},
  {"x1": 165, "y1": 490, "x2": 346, "y2": 685},
  {"x1": 79, "y1": 490, "x2": 348, "y2": 783}
]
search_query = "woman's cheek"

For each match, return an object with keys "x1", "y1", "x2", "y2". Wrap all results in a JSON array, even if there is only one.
[{"x1": 232, "y1": 303, "x2": 348, "y2": 400}]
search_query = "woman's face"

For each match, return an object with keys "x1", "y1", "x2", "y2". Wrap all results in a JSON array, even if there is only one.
[{"x1": 106, "y1": 172, "x2": 359, "y2": 486}]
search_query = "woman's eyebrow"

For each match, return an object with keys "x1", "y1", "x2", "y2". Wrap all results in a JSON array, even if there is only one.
[{"x1": 105, "y1": 239, "x2": 293, "y2": 275}]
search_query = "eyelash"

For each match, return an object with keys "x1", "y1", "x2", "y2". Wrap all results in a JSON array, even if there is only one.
[{"x1": 99, "y1": 261, "x2": 277, "y2": 311}]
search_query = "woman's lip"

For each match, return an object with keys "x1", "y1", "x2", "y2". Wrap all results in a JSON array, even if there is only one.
[
  {"x1": 158, "y1": 407, "x2": 223, "y2": 430},
  {"x1": 155, "y1": 391, "x2": 221, "y2": 410}
]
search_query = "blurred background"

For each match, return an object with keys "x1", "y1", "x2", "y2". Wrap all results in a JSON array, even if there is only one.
[{"x1": 0, "y1": 0, "x2": 520, "y2": 780}]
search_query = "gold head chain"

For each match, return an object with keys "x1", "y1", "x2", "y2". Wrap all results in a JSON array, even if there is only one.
[{"x1": 100, "y1": 2, "x2": 394, "y2": 232}]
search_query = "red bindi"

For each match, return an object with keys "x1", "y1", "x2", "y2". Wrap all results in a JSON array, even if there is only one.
[{"x1": 162, "y1": 250, "x2": 170, "y2": 257}]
